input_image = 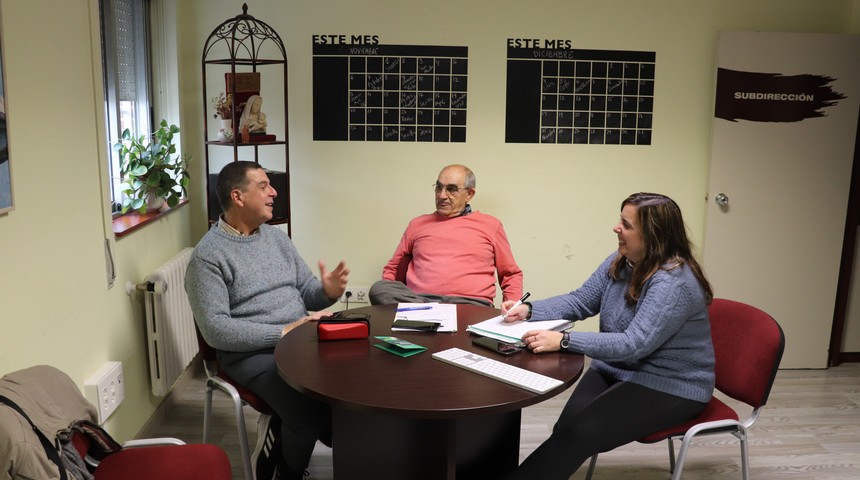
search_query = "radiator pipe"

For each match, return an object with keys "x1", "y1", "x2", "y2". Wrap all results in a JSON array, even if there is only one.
[{"x1": 125, "y1": 280, "x2": 168, "y2": 296}]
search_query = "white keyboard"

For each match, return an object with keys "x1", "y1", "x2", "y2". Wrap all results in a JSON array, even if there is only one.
[{"x1": 432, "y1": 347, "x2": 564, "y2": 394}]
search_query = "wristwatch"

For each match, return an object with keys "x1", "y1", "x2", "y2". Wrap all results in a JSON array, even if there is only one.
[
  {"x1": 560, "y1": 332, "x2": 570, "y2": 350},
  {"x1": 523, "y1": 302, "x2": 533, "y2": 320}
]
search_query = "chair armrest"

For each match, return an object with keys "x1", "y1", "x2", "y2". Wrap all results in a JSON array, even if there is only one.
[
  {"x1": 122, "y1": 437, "x2": 186, "y2": 448},
  {"x1": 84, "y1": 438, "x2": 187, "y2": 468},
  {"x1": 682, "y1": 419, "x2": 741, "y2": 439}
]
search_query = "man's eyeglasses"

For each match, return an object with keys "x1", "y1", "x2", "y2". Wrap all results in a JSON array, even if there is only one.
[{"x1": 433, "y1": 183, "x2": 469, "y2": 194}]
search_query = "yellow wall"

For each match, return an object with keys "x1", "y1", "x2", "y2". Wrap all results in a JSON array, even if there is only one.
[
  {"x1": 0, "y1": 0, "x2": 857, "y2": 440},
  {"x1": 0, "y1": 0, "x2": 192, "y2": 440}
]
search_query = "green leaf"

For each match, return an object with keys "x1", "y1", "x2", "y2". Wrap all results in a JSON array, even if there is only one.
[
  {"x1": 146, "y1": 173, "x2": 162, "y2": 188},
  {"x1": 129, "y1": 165, "x2": 148, "y2": 177}
]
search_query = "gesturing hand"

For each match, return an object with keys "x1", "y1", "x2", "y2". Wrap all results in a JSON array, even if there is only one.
[{"x1": 319, "y1": 260, "x2": 349, "y2": 300}]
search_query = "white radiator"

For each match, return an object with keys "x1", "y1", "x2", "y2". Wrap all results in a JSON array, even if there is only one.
[{"x1": 143, "y1": 247, "x2": 198, "y2": 396}]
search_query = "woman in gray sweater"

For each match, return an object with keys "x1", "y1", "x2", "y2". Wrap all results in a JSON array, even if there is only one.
[{"x1": 502, "y1": 192, "x2": 715, "y2": 480}]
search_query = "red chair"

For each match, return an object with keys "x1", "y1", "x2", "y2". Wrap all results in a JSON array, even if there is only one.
[
  {"x1": 0, "y1": 365, "x2": 231, "y2": 480},
  {"x1": 585, "y1": 298, "x2": 785, "y2": 480},
  {"x1": 72, "y1": 432, "x2": 231, "y2": 480},
  {"x1": 195, "y1": 322, "x2": 274, "y2": 480}
]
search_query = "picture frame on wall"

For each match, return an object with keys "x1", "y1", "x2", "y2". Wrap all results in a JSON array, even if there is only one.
[{"x1": 0, "y1": 18, "x2": 12, "y2": 215}]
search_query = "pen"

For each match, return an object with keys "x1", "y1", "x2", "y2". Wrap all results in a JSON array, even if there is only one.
[
  {"x1": 396, "y1": 306, "x2": 433, "y2": 312},
  {"x1": 504, "y1": 292, "x2": 531, "y2": 319}
]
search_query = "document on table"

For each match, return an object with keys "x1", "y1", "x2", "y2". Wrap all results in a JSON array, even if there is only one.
[
  {"x1": 467, "y1": 315, "x2": 571, "y2": 345},
  {"x1": 392, "y1": 303, "x2": 457, "y2": 332}
]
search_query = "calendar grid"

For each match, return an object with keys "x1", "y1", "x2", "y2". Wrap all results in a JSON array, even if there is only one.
[
  {"x1": 506, "y1": 48, "x2": 655, "y2": 145},
  {"x1": 314, "y1": 44, "x2": 468, "y2": 142}
]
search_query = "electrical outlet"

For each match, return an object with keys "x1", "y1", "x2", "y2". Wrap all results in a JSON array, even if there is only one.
[
  {"x1": 340, "y1": 286, "x2": 369, "y2": 304},
  {"x1": 84, "y1": 361, "x2": 125, "y2": 424}
]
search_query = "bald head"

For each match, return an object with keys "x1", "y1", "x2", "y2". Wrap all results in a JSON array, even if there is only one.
[{"x1": 434, "y1": 164, "x2": 476, "y2": 217}]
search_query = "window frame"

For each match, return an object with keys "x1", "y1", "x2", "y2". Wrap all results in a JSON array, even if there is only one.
[
  {"x1": 100, "y1": 0, "x2": 153, "y2": 216},
  {"x1": 99, "y1": 0, "x2": 187, "y2": 238}
]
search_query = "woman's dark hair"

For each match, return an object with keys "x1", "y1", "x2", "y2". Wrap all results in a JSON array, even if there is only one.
[
  {"x1": 215, "y1": 161, "x2": 261, "y2": 212},
  {"x1": 609, "y1": 192, "x2": 713, "y2": 305}
]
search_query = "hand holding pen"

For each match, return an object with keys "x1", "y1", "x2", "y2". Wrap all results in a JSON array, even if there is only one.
[{"x1": 502, "y1": 292, "x2": 530, "y2": 323}]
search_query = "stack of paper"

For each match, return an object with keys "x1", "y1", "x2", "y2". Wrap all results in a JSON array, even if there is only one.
[
  {"x1": 467, "y1": 315, "x2": 571, "y2": 345},
  {"x1": 392, "y1": 303, "x2": 457, "y2": 332}
]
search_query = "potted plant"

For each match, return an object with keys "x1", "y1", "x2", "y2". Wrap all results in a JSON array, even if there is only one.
[{"x1": 114, "y1": 119, "x2": 190, "y2": 214}]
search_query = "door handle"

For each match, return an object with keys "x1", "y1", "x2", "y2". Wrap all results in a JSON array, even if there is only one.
[{"x1": 714, "y1": 193, "x2": 729, "y2": 207}]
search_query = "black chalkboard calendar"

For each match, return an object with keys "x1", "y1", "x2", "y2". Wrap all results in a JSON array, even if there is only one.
[
  {"x1": 313, "y1": 41, "x2": 468, "y2": 142},
  {"x1": 505, "y1": 40, "x2": 655, "y2": 145}
]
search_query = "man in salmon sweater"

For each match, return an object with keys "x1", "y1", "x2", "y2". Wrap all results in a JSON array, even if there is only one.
[{"x1": 369, "y1": 164, "x2": 523, "y2": 307}]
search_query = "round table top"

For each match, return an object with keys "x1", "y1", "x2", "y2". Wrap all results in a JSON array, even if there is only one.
[{"x1": 275, "y1": 304, "x2": 584, "y2": 419}]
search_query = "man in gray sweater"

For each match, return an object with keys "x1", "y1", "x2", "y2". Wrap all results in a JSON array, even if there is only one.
[{"x1": 185, "y1": 161, "x2": 349, "y2": 480}]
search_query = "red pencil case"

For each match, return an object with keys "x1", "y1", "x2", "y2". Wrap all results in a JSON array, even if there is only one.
[{"x1": 317, "y1": 314, "x2": 370, "y2": 341}]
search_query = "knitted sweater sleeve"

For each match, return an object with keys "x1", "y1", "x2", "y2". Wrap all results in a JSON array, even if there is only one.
[
  {"x1": 529, "y1": 254, "x2": 615, "y2": 321},
  {"x1": 566, "y1": 272, "x2": 704, "y2": 362},
  {"x1": 530, "y1": 253, "x2": 714, "y2": 402},
  {"x1": 185, "y1": 226, "x2": 334, "y2": 352},
  {"x1": 185, "y1": 249, "x2": 283, "y2": 352},
  {"x1": 531, "y1": 254, "x2": 707, "y2": 362}
]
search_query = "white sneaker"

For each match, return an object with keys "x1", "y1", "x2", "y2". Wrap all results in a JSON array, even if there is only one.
[{"x1": 251, "y1": 414, "x2": 281, "y2": 480}]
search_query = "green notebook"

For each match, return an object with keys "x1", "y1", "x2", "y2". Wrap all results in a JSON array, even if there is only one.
[{"x1": 373, "y1": 336, "x2": 427, "y2": 357}]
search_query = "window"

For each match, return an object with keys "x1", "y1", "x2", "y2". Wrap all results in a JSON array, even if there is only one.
[{"x1": 100, "y1": 0, "x2": 152, "y2": 214}]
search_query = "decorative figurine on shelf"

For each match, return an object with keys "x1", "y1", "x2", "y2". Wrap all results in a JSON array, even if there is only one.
[
  {"x1": 212, "y1": 92, "x2": 234, "y2": 142},
  {"x1": 239, "y1": 94, "x2": 268, "y2": 136}
]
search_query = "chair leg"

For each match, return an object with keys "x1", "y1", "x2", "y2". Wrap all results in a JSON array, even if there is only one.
[
  {"x1": 737, "y1": 427, "x2": 750, "y2": 480},
  {"x1": 667, "y1": 437, "x2": 676, "y2": 473},
  {"x1": 671, "y1": 435, "x2": 694, "y2": 480},
  {"x1": 203, "y1": 384, "x2": 214, "y2": 443},
  {"x1": 584, "y1": 453, "x2": 599, "y2": 480},
  {"x1": 233, "y1": 397, "x2": 253, "y2": 480}
]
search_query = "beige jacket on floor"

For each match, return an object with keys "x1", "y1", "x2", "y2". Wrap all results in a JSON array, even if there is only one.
[{"x1": 0, "y1": 365, "x2": 97, "y2": 480}]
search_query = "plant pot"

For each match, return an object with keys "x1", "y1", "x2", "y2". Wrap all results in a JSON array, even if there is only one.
[
  {"x1": 217, "y1": 118, "x2": 234, "y2": 142},
  {"x1": 146, "y1": 193, "x2": 166, "y2": 212}
]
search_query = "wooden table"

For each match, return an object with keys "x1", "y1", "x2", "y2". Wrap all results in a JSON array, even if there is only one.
[{"x1": 275, "y1": 304, "x2": 584, "y2": 480}]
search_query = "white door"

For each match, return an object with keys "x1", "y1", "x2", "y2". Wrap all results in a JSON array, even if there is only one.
[{"x1": 704, "y1": 32, "x2": 860, "y2": 368}]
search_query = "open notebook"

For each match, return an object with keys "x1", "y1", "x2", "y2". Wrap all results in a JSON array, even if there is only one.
[{"x1": 467, "y1": 315, "x2": 571, "y2": 345}]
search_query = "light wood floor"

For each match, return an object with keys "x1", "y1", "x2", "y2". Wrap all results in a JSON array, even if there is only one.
[{"x1": 139, "y1": 361, "x2": 860, "y2": 479}]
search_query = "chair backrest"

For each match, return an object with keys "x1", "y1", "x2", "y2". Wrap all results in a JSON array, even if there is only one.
[
  {"x1": 193, "y1": 321, "x2": 222, "y2": 381},
  {"x1": 194, "y1": 321, "x2": 217, "y2": 363},
  {"x1": 709, "y1": 298, "x2": 785, "y2": 408},
  {"x1": 192, "y1": 319, "x2": 273, "y2": 415}
]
